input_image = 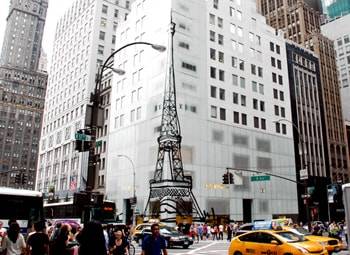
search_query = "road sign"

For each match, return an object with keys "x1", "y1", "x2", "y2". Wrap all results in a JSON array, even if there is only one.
[
  {"x1": 75, "y1": 132, "x2": 91, "y2": 141},
  {"x1": 299, "y1": 169, "x2": 308, "y2": 180},
  {"x1": 251, "y1": 175, "x2": 270, "y2": 182},
  {"x1": 96, "y1": 140, "x2": 102, "y2": 147}
]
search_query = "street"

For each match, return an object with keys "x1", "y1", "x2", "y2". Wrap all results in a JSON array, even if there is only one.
[{"x1": 133, "y1": 240, "x2": 230, "y2": 255}]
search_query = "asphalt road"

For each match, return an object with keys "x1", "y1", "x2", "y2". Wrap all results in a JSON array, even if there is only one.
[{"x1": 133, "y1": 240, "x2": 230, "y2": 255}]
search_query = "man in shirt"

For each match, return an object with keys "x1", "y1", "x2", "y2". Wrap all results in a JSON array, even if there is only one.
[{"x1": 141, "y1": 223, "x2": 168, "y2": 255}]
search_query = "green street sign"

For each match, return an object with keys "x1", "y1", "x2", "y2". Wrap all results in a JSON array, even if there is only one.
[
  {"x1": 96, "y1": 140, "x2": 102, "y2": 147},
  {"x1": 75, "y1": 133, "x2": 91, "y2": 141},
  {"x1": 251, "y1": 175, "x2": 271, "y2": 182}
]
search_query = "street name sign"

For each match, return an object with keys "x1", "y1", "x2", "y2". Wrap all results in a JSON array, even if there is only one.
[
  {"x1": 251, "y1": 175, "x2": 270, "y2": 182},
  {"x1": 299, "y1": 169, "x2": 308, "y2": 180}
]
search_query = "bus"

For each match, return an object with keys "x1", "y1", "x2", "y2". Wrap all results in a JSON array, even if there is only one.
[
  {"x1": 44, "y1": 200, "x2": 117, "y2": 224},
  {"x1": 0, "y1": 187, "x2": 43, "y2": 234}
]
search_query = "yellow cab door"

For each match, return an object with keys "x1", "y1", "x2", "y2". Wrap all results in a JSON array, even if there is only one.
[{"x1": 255, "y1": 232, "x2": 279, "y2": 255}]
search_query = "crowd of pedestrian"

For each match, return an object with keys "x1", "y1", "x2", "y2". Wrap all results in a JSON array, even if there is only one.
[{"x1": 184, "y1": 222, "x2": 240, "y2": 242}]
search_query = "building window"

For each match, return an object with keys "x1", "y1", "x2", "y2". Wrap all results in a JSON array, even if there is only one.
[
  {"x1": 241, "y1": 95, "x2": 246, "y2": 106},
  {"x1": 213, "y1": 0, "x2": 219, "y2": 9},
  {"x1": 219, "y1": 70, "x2": 225, "y2": 81},
  {"x1": 272, "y1": 73, "x2": 277, "y2": 83},
  {"x1": 209, "y1": 13, "x2": 215, "y2": 25},
  {"x1": 232, "y1": 56, "x2": 237, "y2": 68},
  {"x1": 270, "y1": 42, "x2": 274, "y2": 52},
  {"x1": 273, "y1": 89, "x2": 278, "y2": 99},
  {"x1": 179, "y1": 42, "x2": 190, "y2": 49},
  {"x1": 232, "y1": 74, "x2": 238, "y2": 86},
  {"x1": 260, "y1": 101, "x2": 265, "y2": 112},
  {"x1": 217, "y1": 17, "x2": 223, "y2": 28},
  {"x1": 99, "y1": 31, "x2": 105, "y2": 40},
  {"x1": 239, "y1": 59, "x2": 244, "y2": 70},
  {"x1": 211, "y1": 106, "x2": 217, "y2": 118},
  {"x1": 98, "y1": 45, "x2": 104, "y2": 55},
  {"x1": 276, "y1": 44, "x2": 280, "y2": 54},
  {"x1": 277, "y1": 59, "x2": 282, "y2": 69},
  {"x1": 102, "y1": 4, "x2": 108, "y2": 14},
  {"x1": 220, "y1": 108, "x2": 226, "y2": 120},
  {"x1": 210, "y1": 86, "x2": 217, "y2": 98},
  {"x1": 254, "y1": 117, "x2": 259, "y2": 128},
  {"x1": 233, "y1": 111, "x2": 239, "y2": 123},
  {"x1": 278, "y1": 75, "x2": 283, "y2": 85},
  {"x1": 281, "y1": 107, "x2": 285, "y2": 117},
  {"x1": 218, "y1": 51, "x2": 224, "y2": 63},
  {"x1": 261, "y1": 118, "x2": 266, "y2": 130},
  {"x1": 253, "y1": 98, "x2": 258, "y2": 110},
  {"x1": 259, "y1": 83, "x2": 264, "y2": 94},
  {"x1": 258, "y1": 67, "x2": 263, "y2": 77},
  {"x1": 241, "y1": 113, "x2": 247, "y2": 125},
  {"x1": 210, "y1": 67, "x2": 216, "y2": 78},
  {"x1": 114, "y1": 9, "x2": 119, "y2": 18},
  {"x1": 218, "y1": 34, "x2": 224, "y2": 45},
  {"x1": 233, "y1": 92, "x2": 238, "y2": 104},
  {"x1": 281, "y1": 123, "x2": 287, "y2": 134},
  {"x1": 274, "y1": 105, "x2": 279, "y2": 116},
  {"x1": 275, "y1": 122, "x2": 280, "y2": 133},
  {"x1": 219, "y1": 88, "x2": 225, "y2": 100},
  {"x1": 182, "y1": 62, "x2": 197, "y2": 72},
  {"x1": 251, "y1": 64, "x2": 256, "y2": 75},
  {"x1": 210, "y1": 48, "x2": 216, "y2": 60},
  {"x1": 279, "y1": 91, "x2": 284, "y2": 101},
  {"x1": 210, "y1": 31, "x2": 215, "y2": 42},
  {"x1": 252, "y1": 81, "x2": 257, "y2": 92},
  {"x1": 240, "y1": 77, "x2": 245, "y2": 88},
  {"x1": 271, "y1": 57, "x2": 276, "y2": 67}
]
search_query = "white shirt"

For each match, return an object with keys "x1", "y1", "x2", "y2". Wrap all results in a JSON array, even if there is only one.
[{"x1": 0, "y1": 234, "x2": 26, "y2": 255}]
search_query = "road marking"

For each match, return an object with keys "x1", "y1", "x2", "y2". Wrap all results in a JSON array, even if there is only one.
[{"x1": 186, "y1": 242, "x2": 218, "y2": 254}]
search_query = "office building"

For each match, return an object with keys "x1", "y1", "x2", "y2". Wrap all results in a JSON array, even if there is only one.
[
  {"x1": 0, "y1": 0, "x2": 48, "y2": 189},
  {"x1": 36, "y1": 0, "x2": 130, "y2": 197},
  {"x1": 107, "y1": 0, "x2": 298, "y2": 223},
  {"x1": 257, "y1": 0, "x2": 349, "y2": 221},
  {"x1": 322, "y1": 14, "x2": 350, "y2": 122},
  {"x1": 327, "y1": 0, "x2": 350, "y2": 19}
]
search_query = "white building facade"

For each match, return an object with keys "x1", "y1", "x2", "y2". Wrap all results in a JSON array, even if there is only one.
[
  {"x1": 322, "y1": 14, "x2": 350, "y2": 122},
  {"x1": 107, "y1": 0, "x2": 298, "y2": 222},
  {"x1": 36, "y1": 0, "x2": 131, "y2": 197}
]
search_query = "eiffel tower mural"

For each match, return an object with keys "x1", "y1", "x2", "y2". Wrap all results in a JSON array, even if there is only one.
[{"x1": 144, "y1": 19, "x2": 204, "y2": 223}]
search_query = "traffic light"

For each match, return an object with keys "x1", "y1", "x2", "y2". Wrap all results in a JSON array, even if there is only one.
[
  {"x1": 229, "y1": 172, "x2": 233, "y2": 184},
  {"x1": 223, "y1": 173, "x2": 228, "y2": 184},
  {"x1": 21, "y1": 173, "x2": 27, "y2": 185},
  {"x1": 75, "y1": 130, "x2": 83, "y2": 152},
  {"x1": 14, "y1": 174, "x2": 21, "y2": 184}
]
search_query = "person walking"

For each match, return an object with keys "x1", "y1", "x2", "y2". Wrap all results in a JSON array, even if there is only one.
[
  {"x1": 109, "y1": 230, "x2": 129, "y2": 255},
  {"x1": 50, "y1": 224, "x2": 72, "y2": 255},
  {"x1": 218, "y1": 224, "x2": 224, "y2": 240},
  {"x1": 227, "y1": 224, "x2": 233, "y2": 242},
  {"x1": 141, "y1": 223, "x2": 168, "y2": 255},
  {"x1": 26, "y1": 221, "x2": 50, "y2": 255},
  {"x1": 0, "y1": 222, "x2": 26, "y2": 255},
  {"x1": 76, "y1": 221, "x2": 107, "y2": 255}
]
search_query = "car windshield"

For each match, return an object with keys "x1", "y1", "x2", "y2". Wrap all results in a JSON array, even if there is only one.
[
  {"x1": 161, "y1": 226, "x2": 179, "y2": 235},
  {"x1": 294, "y1": 227, "x2": 310, "y2": 235},
  {"x1": 276, "y1": 231, "x2": 305, "y2": 243}
]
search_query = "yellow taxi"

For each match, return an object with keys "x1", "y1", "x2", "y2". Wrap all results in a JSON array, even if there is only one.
[
  {"x1": 228, "y1": 230, "x2": 328, "y2": 255},
  {"x1": 285, "y1": 226, "x2": 343, "y2": 254}
]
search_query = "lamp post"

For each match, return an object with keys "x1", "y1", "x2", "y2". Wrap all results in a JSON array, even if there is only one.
[
  {"x1": 117, "y1": 154, "x2": 136, "y2": 225},
  {"x1": 78, "y1": 42, "x2": 165, "y2": 224},
  {"x1": 85, "y1": 42, "x2": 166, "y2": 191},
  {"x1": 274, "y1": 118, "x2": 309, "y2": 224}
]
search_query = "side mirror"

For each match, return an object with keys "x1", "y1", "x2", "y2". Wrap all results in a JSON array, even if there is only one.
[{"x1": 271, "y1": 240, "x2": 279, "y2": 245}]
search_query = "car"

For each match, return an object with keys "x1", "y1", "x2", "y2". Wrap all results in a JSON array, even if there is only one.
[
  {"x1": 137, "y1": 225, "x2": 193, "y2": 249},
  {"x1": 285, "y1": 226, "x2": 343, "y2": 254},
  {"x1": 228, "y1": 230, "x2": 328, "y2": 255},
  {"x1": 133, "y1": 223, "x2": 152, "y2": 242},
  {"x1": 234, "y1": 223, "x2": 254, "y2": 236}
]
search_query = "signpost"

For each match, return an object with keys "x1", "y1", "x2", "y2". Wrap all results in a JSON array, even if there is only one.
[
  {"x1": 251, "y1": 175, "x2": 270, "y2": 182},
  {"x1": 75, "y1": 132, "x2": 91, "y2": 141}
]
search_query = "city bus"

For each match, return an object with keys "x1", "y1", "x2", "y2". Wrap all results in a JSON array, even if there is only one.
[
  {"x1": 44, "y1": 199, "x2": 117, "y2": 224},
  {"x1": 0, "y1": 187, "x2": 43, "y2": 234}
]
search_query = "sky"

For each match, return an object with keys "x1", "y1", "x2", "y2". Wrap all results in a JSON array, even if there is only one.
[{"x1": 0, "y1": 0, "x2": 74, "y2": 69}]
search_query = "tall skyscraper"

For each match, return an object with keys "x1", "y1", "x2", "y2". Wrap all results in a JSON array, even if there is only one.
[
  {"x1": 106, "y1": 0, "x2": 298, "y2": 223},
  {"x1": 257, "y1": 0, "x2": 349, "y2": 221},
  {"x1": 0, "y1": 0, "x2": 48, "y2": 189},
  {"x1": 36, "y1": 0, "x2": 131, "y2": 198},
  {"x1": 326, "y1": 0, "x2": 350, "y2": 19}
]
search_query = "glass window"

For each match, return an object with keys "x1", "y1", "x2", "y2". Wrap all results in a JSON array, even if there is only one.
[
  {"x1": 210, "y1": 67, "x2": 216, "y2": 78},
  {"x1": 239, "y1": 59, "x2": 244, "y2": 70},
  {"x1": 252, "y1": 81, "x2": 257, "y2": 92},
  {"x1": 211, "y1": 106, "x2": 217, "y2": 118},
  {"x1": 254, "y1": 117, "x2": 259, "y2": 128},
  {"x1": 241, "y1": 95, "x2": 246, "y2": 106},
  {"x1": 270, "y1": 42, "x2": 274, "y2": 51},
  {"x1": 233, "y1": 92, "x2": 238, "y2": 104},
  {"x1": 261, "y1": 118, "x2": 266, "y2": 130},
  {"x1": 259, "y1": 83, "x2": 264, "y2": 94},
  {"x1": 232, "y1": 56, "x2": 237, "y2": 68},
  {"x1": 241, "y1": 113, "x2": 247, "y2": 125},
  {"x1": 209, "y1": 14, "x2": 215, "y2": 25},
  {"x1": 210, "y1": 86, "x2": 217, "y2": 98},
  {"x1": 218, "y1": 34, "x2": 224, "y2": 45},
  {"x1": 102, "y1": 4, "x2": 108, "y2": 14},
  {"x1": 240, "y1": 77, "x2": 245, "y2": 88},
  {"x1": 220, "y1": 108, "x2": 226, "y2": 120},
  {"x1": 210, "y1": 48, "x2": 216, "y2": 60},
  {"x1": 233, "y1": 111, "x2": 239, "y2": 123},
  {"x1": 276, "y1": 44, "x2": 280, "y2": 54},
  {"x1": 210, "y1": 30, "x2": 215, "y2": 41},
  {"x1": 219, "y1": 70, "x2": 225, "y2": 81},
  {"x1": 232, "y1": 74, "x2": 238, "y2": 86}
]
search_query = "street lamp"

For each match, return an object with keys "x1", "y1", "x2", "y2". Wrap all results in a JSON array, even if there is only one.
[
  {"x1": 274, "y1": 119, "x2": 310, "y2": 225},
  {"x1": 85, "y1": 42, "x2": 166, "y2": 191},
  {"x1": 117, "y1": 154, "x2": 136, "y2": 225},
  {"x1": 117, "y1": 154, "x2": 136, "y2": 199}
]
